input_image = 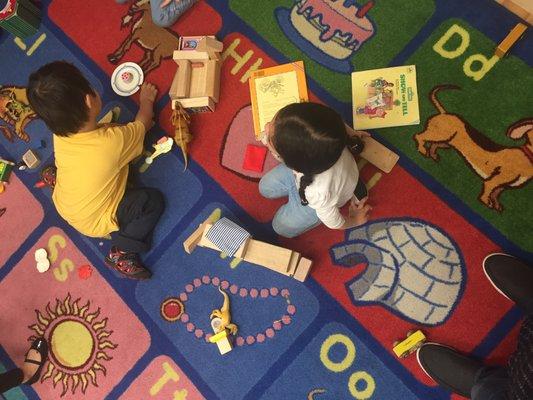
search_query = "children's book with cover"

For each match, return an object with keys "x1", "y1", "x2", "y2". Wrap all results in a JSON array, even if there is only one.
[
  {"x1": 249, "y1": 61, "x2": 308, "y2": 139},
  {"x1": 352, "y1": 65, "x2": 420, "y2": 129}
]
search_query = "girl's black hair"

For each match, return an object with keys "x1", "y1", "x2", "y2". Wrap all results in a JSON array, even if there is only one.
[
  {"x1": 271, "y1": 102, "x2": 363, "y2": 205},
  {"x1": 27, "y1": 61, "x2": 96, "y2": 136}
]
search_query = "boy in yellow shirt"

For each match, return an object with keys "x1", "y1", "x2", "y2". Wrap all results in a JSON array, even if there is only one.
[{"x1": 27, "y1": 61, "x2": 164, "y2": 280}]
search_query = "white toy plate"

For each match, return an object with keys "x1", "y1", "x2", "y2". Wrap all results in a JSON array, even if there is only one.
[{"x1": 111, "y1": 62, "x2": 144, "y2": 96}]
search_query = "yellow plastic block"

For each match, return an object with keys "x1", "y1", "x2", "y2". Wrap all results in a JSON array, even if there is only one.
[{"x1": 393, "y1": 330, "x2": 426, "y2": 358}]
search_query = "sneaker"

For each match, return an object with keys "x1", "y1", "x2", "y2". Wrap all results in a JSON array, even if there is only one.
[
  {"x1": 417, "y1": 343, "x2": 484, "y2": 397},
  {"x1": 105, "y1": 247, "x2": 152, "y2": 280},
  {"x1": 483, "y1": 253, "x2": 533, "y2": 310}
]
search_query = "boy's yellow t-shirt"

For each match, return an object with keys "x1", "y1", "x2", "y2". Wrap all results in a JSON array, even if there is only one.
[{"x1": 52, "y1": 121, "x2": 146, "y2": 237}]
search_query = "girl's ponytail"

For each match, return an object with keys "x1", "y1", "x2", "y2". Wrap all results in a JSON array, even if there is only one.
[{"x1": 298, "y1": 174, "x2": 314, "y2": 205}]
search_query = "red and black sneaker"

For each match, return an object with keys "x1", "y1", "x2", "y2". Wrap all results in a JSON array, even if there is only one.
[{"x1": 105, "y1": 247, "x2": 152, "y2": 280}]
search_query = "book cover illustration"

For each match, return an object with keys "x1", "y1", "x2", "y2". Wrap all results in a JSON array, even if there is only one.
[
  {"x1": 249, "y1": 61, "x2": 309, "y2": 138},
  {"x1": 352, "y1": 65, "x2": 420, "y2": 129}
]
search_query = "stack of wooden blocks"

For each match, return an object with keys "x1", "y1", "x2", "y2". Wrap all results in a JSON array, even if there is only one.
[{"x1": 169, "y1": 36, "x2": 223, "y2": 113}]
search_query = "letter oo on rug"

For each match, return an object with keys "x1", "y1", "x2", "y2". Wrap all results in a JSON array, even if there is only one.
[{"x1": 330, "y1": 218, "x2": 466, "y2": 326}]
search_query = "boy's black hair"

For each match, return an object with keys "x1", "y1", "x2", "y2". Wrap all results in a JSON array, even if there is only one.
[
  {"x1": 27, "y1": 61, "x2": 95, "y2": 136},
  {"x1": 272, "y1": 102, "x2": 360, "y2": 205}
]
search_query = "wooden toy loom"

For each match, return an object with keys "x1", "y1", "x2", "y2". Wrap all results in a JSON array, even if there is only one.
[{"x1": 183, "y1": 218, "x2": 313, "y2": 282}]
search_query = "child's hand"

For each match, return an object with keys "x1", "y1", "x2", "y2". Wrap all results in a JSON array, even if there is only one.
[
  {"x1": 160, "y1": 0, "x2": 181, "y2": 8},
  {"x1": 349, "y1": 197, "x2": 372, "y2": 226},
  {"x1": 140, "y1": 82, "x2": 158, "y2": 105},
  {"x1": 345, "y1": 123, "x2": 370, "y2": 138},
  {"x1": 353, "y1": 130, "x2": 371, "y2": 138}
]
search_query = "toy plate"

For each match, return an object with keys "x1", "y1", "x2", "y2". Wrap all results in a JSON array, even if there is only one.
[{"x1": 111, "y1": 62, "x2": 144, "y2": 96}]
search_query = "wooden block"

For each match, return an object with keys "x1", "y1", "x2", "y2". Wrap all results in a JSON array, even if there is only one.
[
  {"x1": 204, "y1": 60, "x2": 221, "y2": 103},
  {"x1": 189, "y1": 63, "x2": 208, "y2": 98},
  {"x1": 22, "y1": 149, "x2": 40, "y2": 169},
  {"x1": 495, "y1": 23, "x2": 528, "y2": 57},
  {"x1": 496, "y1": 0, "x2": 533, "y2": 24},
  {"x1": 174, "y1": 97, "x2": 215, "y2": 113},
  {"x1": 197, "y1": 36, "x2": 223, "y2": 53},
  {"x1": 234, "y1": 236, "x2": 250, "y2": 259},
  {"x1": 209, "y1": 328, "x2": 233, "y2": 355},
  {"x1": 360, "y1": 136, "x2": 399, "y2": 173},
  {"x1": 169, "y1": 61, "x2": 191, "y2": 99},
  {"x1": 183, "y1": 222, "x2": 208, "y2": 254},
  {"x1": 243, "y1": 240, "x2": 293, "y2": 273},
  {"x1": 286, "y1": 251, "x2": 301, "y2": 275},
  {"x1": 215, "y1": 335, "x2": 232, "y2": 355},
  {"x1": 293, "y1": 257, "x2": 313, "y2": 282}
]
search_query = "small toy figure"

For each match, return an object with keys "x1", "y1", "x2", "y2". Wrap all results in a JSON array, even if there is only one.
[
  {"x1": 393, "y1": 330, "x2": 426, "y2": 358},
  {"x1": 171, "y1": 102, "x2": 192, "y2": 169},
  {"x1": 209, "y1": 287, "x2": 238, "y2": 355},
  {"x1": 34, "y1": 165, "x2": 57, "y2": 189},
  {"x1": 139, "y1": 136, "x2": 174, "y2": 172},
  {"x1": 210, "y1": 287, "x2": 238, "y2": 335}
]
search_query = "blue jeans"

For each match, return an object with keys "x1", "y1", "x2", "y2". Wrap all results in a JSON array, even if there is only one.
[
  {"x1": 259, "y1": 164, "x2": 320, "y2": 238},
  {"x1": 116, "y1": 0, "x2": 198, "y2": 28},
  {"x1": 471, "y1": 367, "x2": 508, "y2": 400}
]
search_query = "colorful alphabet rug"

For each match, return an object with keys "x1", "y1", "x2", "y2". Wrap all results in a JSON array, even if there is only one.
[{"x1": 0, "y1": 1, "x2": 531, "y2": 399}]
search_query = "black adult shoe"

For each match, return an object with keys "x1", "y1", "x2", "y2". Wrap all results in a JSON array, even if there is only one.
[
  {"x1": 417, "y1": 343, "x2": 484, "y2": 398},
  {"x1": 483, "y1": 253, "x2": 533, "y2": 311}
]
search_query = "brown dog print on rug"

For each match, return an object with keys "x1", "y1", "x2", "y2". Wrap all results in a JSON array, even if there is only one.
[
  {"x1": 414, "y1": 84, "x2": 532, "y2": 212},
  {"x1": 0, "y1": 85, "x2": 38, "y2": 143},
  {"x1": 108, "y1": 0, "x2": 180, "y2": 75}
]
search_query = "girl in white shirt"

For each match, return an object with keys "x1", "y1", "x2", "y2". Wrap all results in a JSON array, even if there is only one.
[{"x1": 259, "y1": 102, "x2": 372, "y2": 238}]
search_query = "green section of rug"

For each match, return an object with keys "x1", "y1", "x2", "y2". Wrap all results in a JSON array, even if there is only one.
[
  {"x1": 379, "y1": 19, "x2": 533, "y2": 253},
  {"x1": 229, "y1": 0, "x2": 435, "y2": 102}
]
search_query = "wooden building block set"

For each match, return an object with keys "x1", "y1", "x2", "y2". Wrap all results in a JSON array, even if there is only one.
[
  {"x1": 169, "y1": 36, "x2": 223, "y2": 113},
  {"x1": 184, "y1": 217, "x2": 313, "y2": 282}
]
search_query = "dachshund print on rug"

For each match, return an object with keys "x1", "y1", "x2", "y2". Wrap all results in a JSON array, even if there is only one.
[{"x1": 414, "y1": 84, "x2": 532, "y2": 212}]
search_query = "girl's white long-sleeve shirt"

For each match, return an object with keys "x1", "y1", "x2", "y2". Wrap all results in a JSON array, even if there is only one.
[{"x1": 294, "y1": 148, "x2": 359, "y2": 228}]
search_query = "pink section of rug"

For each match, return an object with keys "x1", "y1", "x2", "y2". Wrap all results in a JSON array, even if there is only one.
[
  {"x1": 221, "y1": 105, "x2": 279, "y2": 180},
  {"x1": 0, "y1": 173, "x2": 43, "y2": 267},
  {"x1": 0, "y1": 227, "x2": 150, "y2": 399},
  {"x1": 120, "y1": 355, "x2": 205, "y2": 399}
]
